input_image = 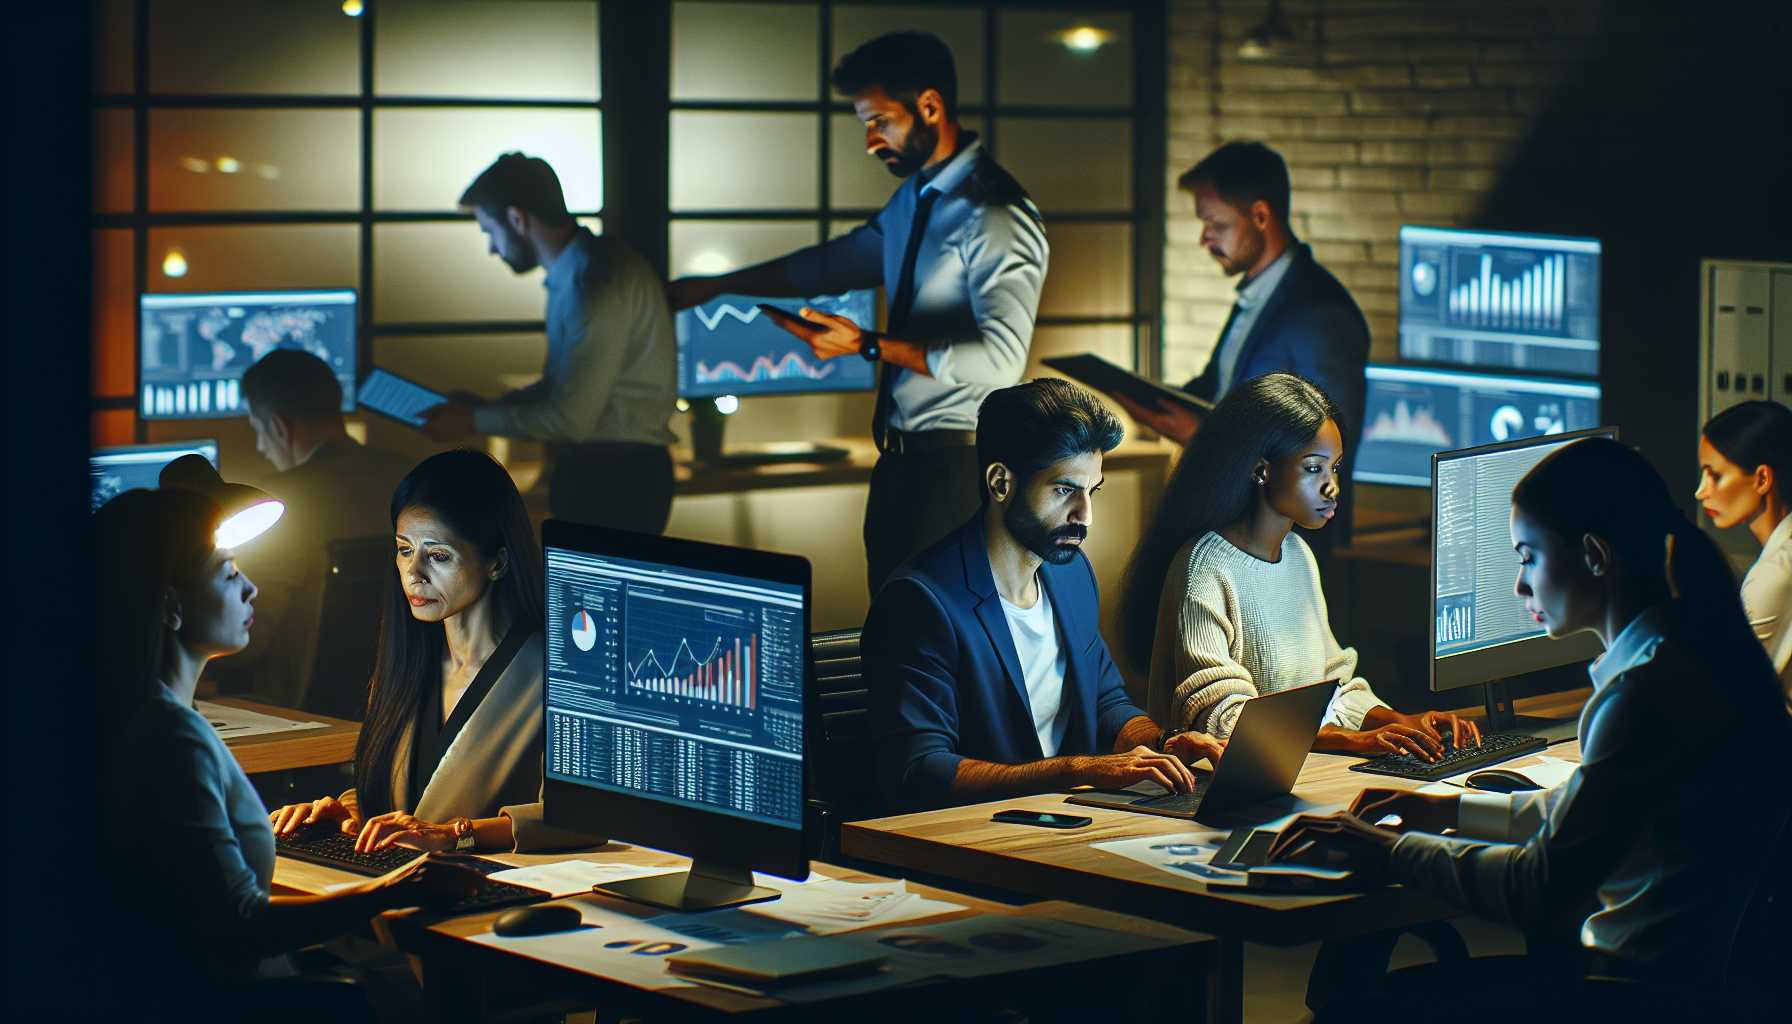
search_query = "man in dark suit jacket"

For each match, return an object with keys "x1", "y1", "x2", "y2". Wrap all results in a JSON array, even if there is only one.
[
  {"x1": 864, "y1": 379, "x2": 1224, "y2": 812},
  {"x1": 1116, "y1": 142, "x2": 1369, "y2": 550}
]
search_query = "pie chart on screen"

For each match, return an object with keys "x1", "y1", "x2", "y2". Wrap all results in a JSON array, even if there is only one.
[{"x1": 570, "y1": 609, "x2": 597, "y2": 652}]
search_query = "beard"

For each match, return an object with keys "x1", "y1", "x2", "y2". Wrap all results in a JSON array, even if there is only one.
[
  {"x1": 1213, "y1": 226, "x2": 1265, "y2": 277},
  {"x1": 877, "y1": 119, "x2": 939, "y2": 179},
  {"x1": 1004, "y1": 500, "x2": 1088, "y2": 565},
  {"x1": 495, "y1": 228, "x2": 538, "y2": 274}
]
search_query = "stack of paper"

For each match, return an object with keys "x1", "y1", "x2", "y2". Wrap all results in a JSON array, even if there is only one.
[
  {"x1": 194, "y1": 699, "x2": 326, "y2": 740},
  {"x1": 746, "y1": 878, "x2": 964, "y2": 935}
]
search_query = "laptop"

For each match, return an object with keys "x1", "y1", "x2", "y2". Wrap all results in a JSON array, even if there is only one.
[{"x1": 1066, "y1": 679, "x2": 1339, "y2": 822}]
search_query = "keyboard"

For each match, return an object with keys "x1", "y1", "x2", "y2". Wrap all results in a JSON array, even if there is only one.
[
  {"x1": 1348, "y1": 730, "x2": 1548, "y2": 782},
  {"x1": 274, "y1": 826, "x2": 550, "y2": 915},
  {"x1": 1133, "y1": 776, "x2": 1213, "y2": 814}
]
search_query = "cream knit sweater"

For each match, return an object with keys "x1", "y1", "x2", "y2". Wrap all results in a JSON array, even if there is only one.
[{"x1": 1146, "y1": 530, "x2": 1385, "y2": 738}]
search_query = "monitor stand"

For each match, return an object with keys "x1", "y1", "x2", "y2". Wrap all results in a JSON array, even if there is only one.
[
  {"x1": 593, "y1": 858, "x2": 780, "y2": 912},
  {"x1": 1483, "y1": 680, "x2": 1577, "y2": 743}
]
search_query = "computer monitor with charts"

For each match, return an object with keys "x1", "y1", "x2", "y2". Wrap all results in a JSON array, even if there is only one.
[
  {"x1": 89, "y1": 440, "x2": 219, "y2": 512},
  {"x1": 1399, "y1": 226, "x2": 1600, "y2": 377},
  {"x1": 1431, "y1": 428, "x2": 1616, "y2": 734},
  {"x1": 1355, "y1": 364, "x2": 1602, "y2": 487},
  {"x1": 139, "y1": 289, "x2": 358, "y2": 420},
  {"x1": 541, "y1": 521, "x2": 809, "y2": 910},
  {"x1": 676, "y1": 291, "x2": 877, "y2": 399}
]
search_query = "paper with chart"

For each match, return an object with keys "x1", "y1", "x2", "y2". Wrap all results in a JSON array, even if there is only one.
[
  {"x1": 676, "y1": 291, "x2": 878, "y2": 397},
  {"x1": 744, "y1": 877, "x2": 967, "y2": 935},
  {"x1": 194, "y1": 699, "x2": 326, "y2": 740},
  {"x1": 485, "y1": 860, "x2": 680, "y2": 898}
]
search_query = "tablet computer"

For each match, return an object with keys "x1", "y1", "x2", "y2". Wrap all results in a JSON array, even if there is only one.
[
  {"x1": 1042, "y1": 354, "x2": 1213, "y2": 416},
  {"x1": 357, "y1": 368, "x2": 446, "y2": 428}
]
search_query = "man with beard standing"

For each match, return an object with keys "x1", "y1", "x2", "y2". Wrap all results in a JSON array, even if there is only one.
[
  {"x1": 422, "y1": 152, "x2": 678, "y2": 534},
  {"x1": 1113, "y1": 141, "x2": 1368, "y2": 553},
  {"x1": 862, "y1": 379, "x2": 1225, "y2": 813},
  {"x1": 666, "y1": 32, "x2": 1049, "y2": 595}
]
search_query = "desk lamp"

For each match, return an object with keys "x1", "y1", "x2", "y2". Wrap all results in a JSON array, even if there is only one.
[{"x1": 159, "y1": 454, "x2": 285, "y2": 548}]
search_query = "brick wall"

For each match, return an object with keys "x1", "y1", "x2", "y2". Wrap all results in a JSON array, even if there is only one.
[{"x1": 1161, "y1": 0, "x2": 1605, "y2": 381}]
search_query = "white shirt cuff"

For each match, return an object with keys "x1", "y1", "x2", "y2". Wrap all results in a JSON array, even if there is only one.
[{"x1": 1457, "y1": 791, "x2": 1516, "y2": 840}]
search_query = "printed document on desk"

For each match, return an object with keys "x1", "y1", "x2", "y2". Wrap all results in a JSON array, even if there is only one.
[
  {"x1": 486, "y1": 860, "x2": 680, "y2": 898},
  {"x1": 195, "y1": 699, "x2": 326, "y2": 740},
  {"x1": 744, "y1": 877, "x2": 967, "y2": 935}
]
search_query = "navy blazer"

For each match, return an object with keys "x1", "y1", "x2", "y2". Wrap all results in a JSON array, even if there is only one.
[
  {"x1": 864, "y1": 515, "x2": 1145, "y2": 812},
  {"x1": 1183, "y1": 242, "x2": 1369, "y2": 542}
]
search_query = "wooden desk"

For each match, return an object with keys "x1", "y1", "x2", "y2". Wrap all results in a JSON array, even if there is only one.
[
  {"x1": 213, "y1": 697, "x2": 358, "y2": 775},
  {"x1": 841, "y1": 695, "x2": 1586, "y2": 1023},
  {"x1": 277, "y1": 847, "x2": 1214, "y2": 1021}
]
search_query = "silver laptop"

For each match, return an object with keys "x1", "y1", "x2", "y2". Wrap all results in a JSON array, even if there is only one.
[{"x1": 1066, "y1": 679, "x2": 1339, "y2": 822}]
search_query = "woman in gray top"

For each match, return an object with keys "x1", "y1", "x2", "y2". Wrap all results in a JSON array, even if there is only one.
[
  {"x1": 98, "y1": 487, "x2": 475, "y2": 1010},
  {"x1": 1269, "y1": 438, "x2": 1790, "y2": 1018}
]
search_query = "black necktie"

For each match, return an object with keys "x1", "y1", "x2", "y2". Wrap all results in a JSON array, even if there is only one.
[{"x1": 873, "y1": 183, "x2": 942, "y2": 450}]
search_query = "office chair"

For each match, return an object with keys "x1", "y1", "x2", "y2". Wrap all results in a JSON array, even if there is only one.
[
  {"x1": 295, "y1": 536, "x2": 391, "y2": 721},
  {"x1": 804, "y1": 628, "x2": 878, "y2": 861}
]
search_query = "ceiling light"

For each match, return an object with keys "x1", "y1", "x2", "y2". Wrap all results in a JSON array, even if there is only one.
[
  {"x1": 214, "y1": 155, "x2": 241, "y2": 174},
  {"x1": 341, "y1": 0, "x2": 365, "y2": 16},
  {"x1": 1056, "y1": 26, "x2": 1115, "y2": 55},
  {"x1": 161, "y1": 248, "x2": 189, "y2": 278}
]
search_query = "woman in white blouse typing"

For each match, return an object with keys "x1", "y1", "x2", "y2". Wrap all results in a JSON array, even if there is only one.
[
  {"x1": 1118, "y1": 371, "x2": 1478, "y2": 759},
  {"x1": 1695, "y1": 400, "x2": 1792, "y2": 706}
]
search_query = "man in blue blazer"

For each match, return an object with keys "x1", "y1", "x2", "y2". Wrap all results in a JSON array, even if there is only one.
[
  {"x1": 1117, "y1": 142, "x2": 1369, "y2": 550},
  {"x1": 865, "y1": 379, "x2": 1225, "y2": 812}
]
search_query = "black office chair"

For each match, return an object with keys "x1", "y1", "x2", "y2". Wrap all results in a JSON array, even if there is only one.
[
  {"x1": 295, "y1": 536, "x2": 391, "y2": 722},
  {"x1": 805, "y1": 628, "x2": 879, "y2": 861}
]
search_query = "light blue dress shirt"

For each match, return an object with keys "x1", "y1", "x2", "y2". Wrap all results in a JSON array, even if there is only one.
[
  {"x1": 1212, "y1": 245, "x2": 1295, "y2": 397},
  {"x1": 784, "y1": 135, "x2": 1049, "y2": 432}
]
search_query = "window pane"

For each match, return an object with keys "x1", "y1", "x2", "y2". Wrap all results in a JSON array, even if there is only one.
[
  {"x1": 93, "y1": 230, "x2": 134, "y2": 396},
  {"x1": 375, "y1": 333, "x2": 547, "y2": 397},
  {"x1": 94, "y1": 0, "x2": 134, "y2": 95},
  {"x1": 830, "y1": 112, "x2": 984, "y2": 210},
  {"x1": 146, "y1": 226, "x2": 358, "y2": 292},
  {"x1": 373, "y1": 218, "x2": 601, "y2": 323},
  {"x1": 1038, "y1": 223, "x2": 1132, "y2": 318},
  {"x1": 148, "y1": 0, "x2": 360, "y2": 95},
  {"x1": 670, "y1": 113, "x2": 817, "y2": 211},
  {"x1": 997, "y1": 11, "x2": 1132, "y2": 108},
  {"x1": 670, "y1": 221, "x2": 819, "y2": 278},
  {"x1": 1029, "y1": 324, "x2": 1135, "y2": 378},
  {"x1": 832, "y1": 5, "x2": 986, "y2": 105},
  {"x1": 376, "y1": 1, "x2": 599, "y2": 100},
  {"x1": 673, "y1": 2, "x2": 818, "y2": 101},
  {"x1": 93, "y1": 410, "x2": 136, "y2": 448},
  {"x1": 149, "y1": 109, "x2": 359, "y2": 212},
  {"x1": 94, "y1": 109, "x2": 133, "y2": 213},
  {"x1": 995, "y1": 118, "x2": 1130, "y2": 212},
  {"x1": 374, "y1": 109, "x2": 602, "y2": 212}
]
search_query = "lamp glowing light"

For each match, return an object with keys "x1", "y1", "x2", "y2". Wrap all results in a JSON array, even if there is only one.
[
  {"x1": 161, "y1": 248, "x2": 189, "y2": 278},
  {"x1": 341, "y1": 0, "x2": 365, "y2": 16},
  {"x1": 675, "y1": 398, "x2": 691, "y2": 413},
  {"x1": 215, "y1": 155, "x2": 241, "y2": 174},
  {"x1": 714, "y1": 395, "x2": 740, "y2": 415},
  {"x1": 215, "y1": 500, "x2": 286, "y2": 549},
  {"x1": 685, "y1": 250, "x2": 732, "y2": 276},
  {"x1": 1057, "y1": 26, "x2": 1114, "y2": 54},
  {"x1": 158, "y1": 455, "x2": 286, "y2": 550}
]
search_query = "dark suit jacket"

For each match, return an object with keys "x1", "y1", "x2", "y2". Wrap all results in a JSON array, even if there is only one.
[
  {"x1": 1184, "y1": 242, "x2": 1370, "y2": 543},
  {"x1": 864, "y1": 515, "x2": 1145, "y2": 812}
]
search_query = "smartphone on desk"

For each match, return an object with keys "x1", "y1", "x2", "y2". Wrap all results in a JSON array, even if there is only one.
[{"x1": 991, "y1": 810, "x2": 1092, "y2": 829}]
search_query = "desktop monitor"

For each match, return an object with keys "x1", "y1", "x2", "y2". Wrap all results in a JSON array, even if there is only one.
[
  {"x1": 1430, "y1": 427, "x2": 1616, "y2": 734},
  {"x1": 90, "y1": 440, "x2": 219, "y2": 512},
  {"x1": 540, "y1": 520, "x2": 810, "y2": 910},
  {"x1": 139, "y1": 289, "x2": 358, "y2": 420},
  {"x1": 1354, "y1": 364, "x2": 1603, "y2": 487},
  {"x1": 676, "y1": 291, "x2": 878, "y2": 398},
  {"x1": 1398, "y1": 225, "x2": 1601, "y2": 377}
]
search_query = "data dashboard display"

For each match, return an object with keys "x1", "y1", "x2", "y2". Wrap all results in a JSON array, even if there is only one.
[
  {"x1": 1399, "y1": 226, "x2": 1600, "y2": 377},
  {"x1": 1354, "y1": 364, "x2": 1601, "y2": 487},
  {"x1": 89, "y1": 441, "x2": 218, "y2": 512},
  {"x1": 139, "y1": 290, "x2": 357, "y2": 420},
  {"x1": 676, "y1": 291, "x2": 877, "y2": 398},
  {"x1": 544, "y1": 547, "x2": 804, "y2": 828}
]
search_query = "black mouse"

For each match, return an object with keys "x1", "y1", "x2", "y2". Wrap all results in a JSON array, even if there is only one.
[
  {"x1": 1465, "y1": 769, "x2": 1542, "y2": 794},
  {"x1": 493, "y1": 903, "x2": 583, "y2": 937}
]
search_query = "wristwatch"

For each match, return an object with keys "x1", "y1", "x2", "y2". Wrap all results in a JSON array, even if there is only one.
[
  {"x1": 448, "y1": 816, "x2": 476, "y2": 851},
  {"x1": 859, "y1": 330, "x2": 882, "y2": 362}
]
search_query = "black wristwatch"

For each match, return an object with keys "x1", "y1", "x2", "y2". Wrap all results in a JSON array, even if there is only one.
[{"x1": 859, "y1": 330, "x2": 882, "y2": 362}]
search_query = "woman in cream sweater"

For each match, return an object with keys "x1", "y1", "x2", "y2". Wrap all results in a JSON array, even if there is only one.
[{"x1": 1119, "y1": 372, "x2": 1475, "y2": 759}]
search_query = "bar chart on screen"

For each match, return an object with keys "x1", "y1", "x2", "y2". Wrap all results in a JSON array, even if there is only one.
[{"x1": 625, "y1": 588, "x2": 759, "y2": 710}]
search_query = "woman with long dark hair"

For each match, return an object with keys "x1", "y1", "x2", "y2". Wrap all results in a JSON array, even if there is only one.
[
  {"x1": 1696, "y1": 400, "x2": 1792, "y2": 701},
  {"x1": 1118, "y1": 372, "x2": 1475, "y2": 758},
  {"x1": 270, "y1": 450, "x2": 588, "y2": 853},
  {"x1": 1267, "y1": 438, "x2": 1789, "y2": 1017},
  {"x1": 98, "y1": 488, "x2": 474, "y2": 1014}
]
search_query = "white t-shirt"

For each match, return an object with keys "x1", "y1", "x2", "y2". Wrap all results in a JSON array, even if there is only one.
[{"x1": 1000, "y1": 579, "x2": 1071, "y2": 758}]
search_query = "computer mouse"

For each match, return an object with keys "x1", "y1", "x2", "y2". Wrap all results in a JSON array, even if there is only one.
[
  {"x1": 492, "y1": 903, "x2": 584, "y2": 937},
  {"x1": 1465, "y1": 769, "x2": 1542, "y2": 793}
]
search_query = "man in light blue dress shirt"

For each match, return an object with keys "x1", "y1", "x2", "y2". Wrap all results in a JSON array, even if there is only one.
[{"x1": 668, "y1": 32, "x2": 1049, "y2": 594}]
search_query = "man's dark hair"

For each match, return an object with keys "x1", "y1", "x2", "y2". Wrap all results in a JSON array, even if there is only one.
[
  {"x1": 1177, "y1": 140, "x2": 1292, "y2": 224},
  {"x1": 977, "y1": 378, "x2": 1124, "y2": 503},
  {"x1": 458, "y1": 152, "x2": 573, "y2": 227},
  {"x1": 831, "y1": 31, "x2": 957, "y2": 121},
  {"x1": 241, "y1": 348, "x2": 343, "y2": 422}
]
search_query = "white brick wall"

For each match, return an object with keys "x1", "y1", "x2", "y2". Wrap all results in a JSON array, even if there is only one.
[{"x1": 1161, "y1": 0, "x2": 1603, "y2": 383}]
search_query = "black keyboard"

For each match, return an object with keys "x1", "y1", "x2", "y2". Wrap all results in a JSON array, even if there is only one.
[
  {"x1": 1134, "y1": 776, "x2": 1213, "y2": 813},
  {"x1": 1348, "y1": 730, "x2": 1548, "y2": 782},
  {"x1": 275, "y1": 827, "x2": 550, "y2": 915}
]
